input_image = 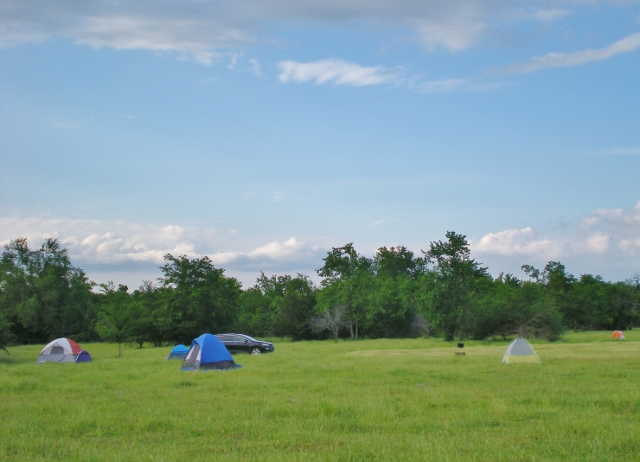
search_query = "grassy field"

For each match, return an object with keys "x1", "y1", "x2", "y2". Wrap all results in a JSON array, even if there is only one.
[{"x1": 1, "y1": 332, "x2": 639, "y2": 461}]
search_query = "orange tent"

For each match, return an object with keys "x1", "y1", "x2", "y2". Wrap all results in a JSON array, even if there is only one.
[{"x1": 611, "y1": 330, "x2": 625, "y2": 339}]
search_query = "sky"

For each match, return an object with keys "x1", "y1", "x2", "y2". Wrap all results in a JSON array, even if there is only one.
[{"x1": 1, "y1": 0, "x2": 639, "y2": 289}]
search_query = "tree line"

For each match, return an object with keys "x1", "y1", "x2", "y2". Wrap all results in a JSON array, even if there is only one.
[{"x1": 1, "y1": 232, "x2": 639, "y2": 352}]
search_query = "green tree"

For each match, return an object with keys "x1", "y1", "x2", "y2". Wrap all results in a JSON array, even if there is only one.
[
  {"x1": 421, "y1": 231, "x2": 490, "y2": 341},
  {"x1": 0, "y1": 237, "x2": 96, "y2": 344},
  {"x1": 96, "y1": 282, "x2": 135, "y2": 357},
  {"x1": 129, "y1": 280, "x2": 164, "y2": 347},
  {"x1": 316, "y1": 244, "x2": 373, "y2": 339},
  {"x1": 366, "y1": 247, "x2": 426, "y2": 338},
  {"x1": 472, "y1": 275, "x2": 563, "y2": 341},
  {"x1": 273, "y1": 274, "x2": 317, "y2": 341},
  {"x1": 158, "y1": 254, "x2": 241, "y2": 344}
]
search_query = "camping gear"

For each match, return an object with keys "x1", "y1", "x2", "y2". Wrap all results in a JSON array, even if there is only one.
[
  {"x1": 611, "y1": 330, "x2": 625, "y2": 339},
  {"x1": 36, "y1": 338, "x2": 92, "y2": 363},
  {"x1": 181, "y1": 333, "x2": 241, "y2": 371},
  {"x1": 501, "y1": 338, "x2": 541, "y2": 364},
  {"x1": 166, "y1": 344, "x2": 190, "y2": 360}
]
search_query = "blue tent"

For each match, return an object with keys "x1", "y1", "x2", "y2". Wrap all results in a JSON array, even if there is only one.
[
  {"x1": 166, "y1": 344, "x2": 189, "y2": 360},
  {"x1": 181, "y1": 334, "x2": 241, "y2": 371}
]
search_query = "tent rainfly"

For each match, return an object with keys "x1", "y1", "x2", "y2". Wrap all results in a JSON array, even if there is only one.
[
  {"x1": 166, "y1": 344, "x2": 190, "y2": 360},
  {"x1": 181, "y1": 334, "x2": 241, "y2": 371},
  {"x1": 36, "y1": 338, "x2": 92, "y2": 363},
  {"x1": 501, "y1": 338, "x2": 541, "y2": 364},
  {"x1": 611, "y1": 330, "x2": 625, "y2": 339}
]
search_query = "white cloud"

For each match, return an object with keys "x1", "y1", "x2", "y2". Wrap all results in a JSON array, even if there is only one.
[
  {"x1": 475, "y1": 227, "x2": 565, "y2": 258},
  {"x1": 277, "y1": 59, "x2": 503, "y2": 93},
  {"x1": 494, "y1": 31, "x2": 640, "y2": 74},
  {"x1": 475, "y1": 226, "x2": 615, "y2": 261},
  {"x1": 582, "y1": 201, "x2": 640, "y2": 229},
  {"x1": 278, "y1": 59, "x2": 402, "y2": 86},
  {"x1": 0, "y1": 216, "x2": 323, "y2": 275},
  {"x1": 585, "y1": 233, "x2": 610, "y2": 254},
  {"x1": 475, "y1": 201, "x2": 640, "y2": 265}
]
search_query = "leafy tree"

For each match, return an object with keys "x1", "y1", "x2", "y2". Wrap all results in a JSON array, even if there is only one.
[
  {"x1": 365, "y1": 247, "x2": 426, "y2": 338},
  {"x1": 158, "y1": 254, "x2": 241, "y2": 344},
  {"x1": 272, "y1": 274, "x2": 317, "y2": 341},
  {"x1": 473, "y1": 277, "x2": 563, "y2": 341},
  {"x1": 421, "y1": 231, "x2": 490, "y2": 341},
  {"x1": 373, "y1": 246, "x2": 426, "y2": 279},
  {"x1": 316, "y1": 244, "x2": 373, "y2": 339},
  {"x1": 235, "y1": 273, "x2": 292, "y2": 338},
  {"x1": 129, "y1": 280, "x2": 164, "y2": 347},
  {"x1": 96, "y1": 282, "x2": 135, "y2": 357},
  {"x1": 0, "y1": 237, "x2": 96, "y2": 344},
  {"x1": 608, "y1": 274, "x2": 640, "y2": 330}
]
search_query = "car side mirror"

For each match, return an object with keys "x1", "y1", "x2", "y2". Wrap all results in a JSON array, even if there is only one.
[{"x1": 244, "y1": 340, "x2": 249, "y2": 343}]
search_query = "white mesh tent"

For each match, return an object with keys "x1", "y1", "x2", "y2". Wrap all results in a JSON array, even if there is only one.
[{"x1": 501, "y1": 338, "x2": 541, "y2": 364}]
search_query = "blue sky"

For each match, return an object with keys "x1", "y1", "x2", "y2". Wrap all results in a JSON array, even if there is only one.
[{"x1": 1, "y1": 0, "x2": 639, "y2": 288}]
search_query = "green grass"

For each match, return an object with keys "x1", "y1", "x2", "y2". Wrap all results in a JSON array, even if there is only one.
[{"x1": 1, "y1": 331, "x2": 640, "y2": 461}]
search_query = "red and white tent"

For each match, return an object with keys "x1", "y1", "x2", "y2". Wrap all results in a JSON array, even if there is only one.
[
  {"x1": 37, "y1": 338, "x2": 92, "y2": 363},
  {"x1": 611, "y1": 330, "x2": 625, "y2": 339}
]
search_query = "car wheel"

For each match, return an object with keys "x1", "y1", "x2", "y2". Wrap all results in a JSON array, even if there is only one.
[{"x1": 250, "y1": 347, "x2": 262, "y2": 355}]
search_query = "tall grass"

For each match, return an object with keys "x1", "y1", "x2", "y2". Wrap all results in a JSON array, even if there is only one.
[{"x1": 1, "y1": 331, "x2": 639, "y2": 460}]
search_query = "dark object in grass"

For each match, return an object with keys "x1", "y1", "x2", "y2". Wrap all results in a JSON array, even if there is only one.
[{"x1": 215, "y1": 333, "x2": 275, "y2": 355}]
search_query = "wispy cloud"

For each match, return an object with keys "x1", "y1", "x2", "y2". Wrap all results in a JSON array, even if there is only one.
[
  {"x1": 493, "y1": 31, "x2": 640, "y2": 74},
  {"x1": 415, "y1": 15, "x2": 487, "y2": 52},
  {"x1": 366, "y1": 217, "x2": 392, "y2": 229},
  {"x1": 525, "y1": 8, "x2": 570, "y2": 22},
  {"x1": 278, "y1": 59, "x2": 402, "y2": 86},
  {"x1": 271, "y1": 191, "x2": 285, "y2": 202},
  {"x1": 1, "y1": 0, "x2": 589, "y2": 63},
  {"x1": 412, "y1": 78, "x2": 506, "y2": 93},
  {"x1": 249, "y1": 58, "x2": 264, "y2": 78},
  {"x1": 604, "y1": 146, "x2": 640, "y2": 155},
  {"x1": 278, "y1": 58, "x2": 502, "y2": 93},
  {"x1": 51, "y1": 118, "x2": 82, "y2": 129}
]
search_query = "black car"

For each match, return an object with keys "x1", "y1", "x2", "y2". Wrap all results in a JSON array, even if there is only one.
[{"x1": 215, "y1": 333, "x2": 274, "y2": 355}]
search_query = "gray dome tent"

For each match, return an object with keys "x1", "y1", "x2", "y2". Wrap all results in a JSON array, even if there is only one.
[{"x1": 501, "y1": 338, "x2": 541, "y2": 364}]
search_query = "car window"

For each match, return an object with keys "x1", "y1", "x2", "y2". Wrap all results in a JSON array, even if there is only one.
[
  {"x1": 234, "y1": 336, "x2": 247, "y2": 342},
  {"x1": 217, "y1": 335, "x2": 231, "y2": 342}
]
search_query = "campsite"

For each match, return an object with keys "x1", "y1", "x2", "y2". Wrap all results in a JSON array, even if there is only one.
[{"x1": 1, "y1": 331, "x2": 639, "y2": 461}]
